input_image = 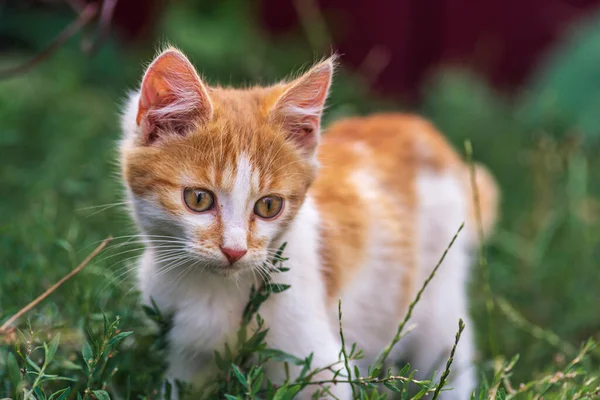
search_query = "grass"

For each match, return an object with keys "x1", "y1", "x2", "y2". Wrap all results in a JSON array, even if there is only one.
[{"x1": 1, "y1": 1, "x2": 600, "y2": 399}]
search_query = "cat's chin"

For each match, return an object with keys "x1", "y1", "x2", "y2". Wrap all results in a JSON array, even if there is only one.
[
  {"x1": 202, "y1": 260, "x2": 253, "y2": 278},
  {"x1": 209, "y1": 264, "x2": 243, "y2": 277}
]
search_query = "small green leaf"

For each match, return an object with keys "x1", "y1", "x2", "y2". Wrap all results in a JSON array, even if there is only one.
[
  {"x1": 250, "y1": 368, "x2": 264, "y2": 395},
  {"x1": 255, "y1": 313, "x2": 264, "y2": 327},
  {"x1": 384, "y1": 381, "x2": 402, "y2": 392},
  {"x1": 45, "y1": 333, "x2": 60, "y2": 366},
  {"x1": 49, "y1": 387, "x2": 71, "y2": 400},
  {"x1": 412, "y1": 386, "x2": 430, "y2": 400},
  {"x1": 224, "y1": 343, "x2": 233, "y2": 360},
  {"x1": 214, "y1": 350, "x2": 228, "y2": 370},
  {"x1": 333, "y1": 368, "x2": 342, "y2": 379},
  {"x1": 266, "y1": 380, "x2": 276, "y2": 398},
  {"x1": 398, "y1": 363, "x2": 411, "y2": 376},
  {"x1": 103, "y1": 313, "x2": 109, "y2": 337},
  {"x1": 259, "y1": 349, "x2": 304, "y2": 365},
  {"x1": 369, "y1": 365, "x2": 381, "y2": 378},
  {"x1": 224, "y1": 395, "x2": 241, "y2": 400},
  {"x1": 265, "y1": 283, "x2": 291, "y2": 293},
  {"x1": 26, "y1": 356, "x2": 41, "y2": 372},
  {"x1": 107, "y1": 331, "x2": 133, "y2": 347},
  {"x1": 7, "y1": 352, "x2": 21, "y2": 387},
  {"x1": 92, "y1": 390, "x2": 111, "y2": 400},
  {"x1": 246, "y1": 329, "x2": 269, "y2": 349},
  {"x1": 56, "y1": 387, "x2": 72, "y2": 400},
  {"x1": 39, "y1": 375, "x2": 77, "y2": 384},
  {"x1": 273, "y1": 242, "x2": 287, "y2": 260},
  {"x1": 141, "y1": 305, "x2": 157, "y2": 319},
  {"x1": 34, "y1": 386, "x2": 47, "y2": 400},
  {"x1": 349, "y1": 342, "x2": 358, "y2": 357},
  {"x1": 359, "y1": 387, "x2": 368, "y2": 400},
  {"x1": 273, "y1": 384, "x2": 301, "y2": 400},
  {"x1": 237, "y1": 325, "x2": 247, "y2": 345},
  {"x1": 231, "y1": 364, "x2": 248, "y2": 388},
  {"x1": 298, "y1": 353, "x2": 313, "y2": 379},
  {"x1": 82, "y1": 341, "x2": 94, "y2": 371}
]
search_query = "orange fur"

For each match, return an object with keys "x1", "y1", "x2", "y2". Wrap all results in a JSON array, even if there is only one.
[{"x1": 312, "y1": 114, "x2": 499, "y2": 306}]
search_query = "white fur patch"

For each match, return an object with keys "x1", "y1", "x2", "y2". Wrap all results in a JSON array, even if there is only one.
[
  {"x1": 120, "y1": 91, "x2": 142, "y2": 148},
  {"x1": 219, "y1": 154, "x2": 254, "y2": 251},
  {"x1": 331, "y1": 168, "x2": 476, "y2": 399}
]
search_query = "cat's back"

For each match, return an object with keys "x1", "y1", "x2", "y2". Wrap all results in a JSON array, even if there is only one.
[
  {"x1": 310, "y1": 113, "x2": 498, "y2": 305},
  {"x1": 317, "y1": 113, "x2": 462, "y2": 176}
]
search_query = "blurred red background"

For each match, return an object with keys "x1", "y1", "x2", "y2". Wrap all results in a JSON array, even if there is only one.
[{"x1": 109, "y1": 0, "x2": 600, "y2": 102}]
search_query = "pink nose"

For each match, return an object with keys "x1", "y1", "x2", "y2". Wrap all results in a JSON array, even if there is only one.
[{"x1": 220, "y1": 247, "x2": 247, "y2": 264}]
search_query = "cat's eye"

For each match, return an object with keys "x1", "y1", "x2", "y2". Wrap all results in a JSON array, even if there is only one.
[
  {"x1": 254, "y1": 196, "x2": 283, "y2": 219},
  {"x1": 183, "y1": 188, "x2": 215, "y2": 213}
]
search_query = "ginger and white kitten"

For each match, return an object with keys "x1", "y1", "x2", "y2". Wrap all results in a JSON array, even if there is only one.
[{"x1": 119, "y1": 47, "x2": 499, "y2": 399}]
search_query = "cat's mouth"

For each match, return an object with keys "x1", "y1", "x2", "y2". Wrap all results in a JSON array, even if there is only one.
[
  {"x1": 200, "y1": 257, "x2": 251, "y2": 277},
  {"x1": 212, "y1": 262, "x2": 245, "y2": 276}
]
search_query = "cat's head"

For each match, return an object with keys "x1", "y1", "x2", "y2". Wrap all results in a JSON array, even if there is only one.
[{"x1": 120, "y1": 47, "x2": 334, "y2": 276}]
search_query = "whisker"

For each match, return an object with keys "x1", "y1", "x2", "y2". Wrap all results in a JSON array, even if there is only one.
[
  {"x1": 95, "y1": 248, "x2": 193, "y2": 299},
  {"x1": 82, "y1": 204, "x2": 131, "y2": 218},
  {"x1": 96, "y1": 264, "x2": 138, "y2": 294},
  {"x1": 95, "y1": 244, "x2": 187, "y2": 264},
  {"x1": 169, "y1": 261, "x2": 201, "y2": 291},
  {"x1": 154, "y1": 257, "x2": 193, "y2": 279},
  {"x1": 77, "y1": 201, "x2": 130, "y2": 211},
  {"x1": 78, "y1": 234, "x2": 188, "y2": 253}
]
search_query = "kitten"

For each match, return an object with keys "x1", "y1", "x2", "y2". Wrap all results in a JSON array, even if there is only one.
[{"x1": 119, "y1": 47, "x2": 499, "y2": 399}]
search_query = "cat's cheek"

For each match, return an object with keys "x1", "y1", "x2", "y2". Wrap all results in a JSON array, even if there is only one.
[
  {"x1": 130, "y1": 195, "x2": 179, "y2": 232},
  {"x1": 183, "y1": 213, "x2": 220, "y2": 244},
  {"x1": 251, "y1": 217, "x2": 286, "y2": 249}
]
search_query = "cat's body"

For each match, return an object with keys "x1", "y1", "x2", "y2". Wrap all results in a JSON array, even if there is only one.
[{"x1": 120, "y1": 48, "x2": 499, "y2": 399}]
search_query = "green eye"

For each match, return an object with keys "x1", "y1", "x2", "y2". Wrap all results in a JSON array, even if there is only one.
[
  {"x1": 254, "y1": 196, "x2": 284, "y2": 219},
  {"x1": 183, "y1": 188, "x2": 215, "y2": 212}
]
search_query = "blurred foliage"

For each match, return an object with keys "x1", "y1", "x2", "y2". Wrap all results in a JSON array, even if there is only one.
[
  {"x1": 521, "y1": 9, "x2": 600, "y2": 143},
  {"x1": 1, "y1": 0, "x2": 600, "y2": 398}
]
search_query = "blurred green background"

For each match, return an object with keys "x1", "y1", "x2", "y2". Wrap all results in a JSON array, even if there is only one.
[{"x1": 1, "y1": 1, "x2": 600, "y2": 398}]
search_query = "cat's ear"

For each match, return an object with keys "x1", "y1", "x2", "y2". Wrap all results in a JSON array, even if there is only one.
[
  {"x1": 136, "y1": 48, "x2": 213, "y2": 145},
  {"x1": 271, "y1": 56, "x2": 336, "y2": 156}
]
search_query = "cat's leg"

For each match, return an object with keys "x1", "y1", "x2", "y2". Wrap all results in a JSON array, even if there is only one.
[
  {"x1": 398, "y1": 169, "x2": 477, "y2": 399},
  {"x1": 259, "y1": 274, "x2": 353, "y2": 399},
  {"x1": 263, "y1": 308, "x2": 353, "y2": 399},
  {"x1": 163, "y1": 344, "x2": 223, "y2": 400},
  {"x1": 162, "y1": 352, "x2": 198, "y2": 400},
  {"x1": 402, "y1": 244, "x2": 476, "y2": 400},
  {"x1": 165, "y1": 331, "x2": 222, "y2": 399},
  {"x1": 405, "y1": 314, "x2": 476, "y2": 399}
]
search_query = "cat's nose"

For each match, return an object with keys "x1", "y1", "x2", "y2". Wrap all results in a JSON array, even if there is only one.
[{"x1": 220, "y1": 246, "x2": 247, "y2": 264}]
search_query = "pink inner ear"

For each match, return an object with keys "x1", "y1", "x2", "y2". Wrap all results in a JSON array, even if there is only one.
[
  {"x1": 139, "y1": 80, "x2": 163, "y2": 112},
  {"x1": 272, "y1": 60, "x2": 334, "y2": 154},
  {"x1": 136, "y1": 50, "x2": 213, "y2": 144}
]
